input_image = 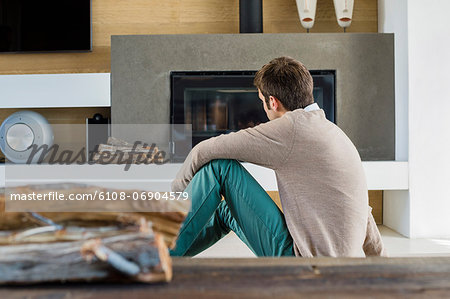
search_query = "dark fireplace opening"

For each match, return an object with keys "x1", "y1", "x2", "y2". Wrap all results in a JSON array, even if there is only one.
[{"x1": 170, "y1": 70, "x2": 335, "y2": 162}]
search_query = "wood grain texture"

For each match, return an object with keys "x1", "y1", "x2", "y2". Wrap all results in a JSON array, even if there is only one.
[
  {"x1": 0, "y1": 183, "x2": 188, "y2": 247},
  {"x1": 1, "y1": 257, "x2": 450, "y2": 297},
  {"x1": 264, "y1": 0, "x2": 378, "y2": 33},
  {"x1": 369, "y1": 190, "x2": 383, "y2": 224},
  {"x1": 269, "y1": 190, "x2": 383, "y2": 224},
  {"x1": 0, "y1": 0, "x2": 376, "y2": 75},
  {"x1": 0, "y1": 107, "x2": 110, "y2": 125}
]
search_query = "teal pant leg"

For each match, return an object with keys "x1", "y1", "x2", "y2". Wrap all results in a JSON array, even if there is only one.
[
  {"x1": 182, "y1": 201, "x2": 231, "y2": 256},
  {"x1": 183, "y1": 201, "x2": 254, "y2": 256},
  {"x1": 170, "y1": 159, "x2": 294, "y2": 257}
]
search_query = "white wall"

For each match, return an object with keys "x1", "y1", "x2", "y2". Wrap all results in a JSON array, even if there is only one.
[
  {"x1": 381, "y1": 0, "x2": 450, "y2": 238},
  {"x1": 408, "y1": 0, "x2": 450, "y2": 238},
  {"x1": 383, "y1": 190, "x2": 410, "y2": 237},
  {"x1": 378, "y1": 0, "x2": 411, "y2": 237}
]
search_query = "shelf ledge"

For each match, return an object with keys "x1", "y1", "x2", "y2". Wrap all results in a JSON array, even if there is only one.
[
  {"x1": 0, "y1": 73, "x2": 110, "y2": 108},
  {"x1": 0, "y1": 161, "x2": 408, "y2": 191}
]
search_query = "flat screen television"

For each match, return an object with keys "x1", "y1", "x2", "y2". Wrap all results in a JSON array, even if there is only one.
[{"x1": 0, "y1": 0, "x2": 92, "y2": 53}]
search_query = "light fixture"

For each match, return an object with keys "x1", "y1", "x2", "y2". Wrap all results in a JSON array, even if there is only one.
[
  {"x1": 0, "y1": 111, "x2": 54, "y2": 164},
  {"x1": 333, "y1": 0, "x2": 354, "y2": 31},
  {"x1": 295, "y1": 0, "x2": 317, "y2": 32}
]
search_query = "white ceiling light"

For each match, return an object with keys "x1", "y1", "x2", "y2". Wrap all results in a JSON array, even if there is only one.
[{"x1": 295, "y1": 0, "x2": 317, "y2": 32}]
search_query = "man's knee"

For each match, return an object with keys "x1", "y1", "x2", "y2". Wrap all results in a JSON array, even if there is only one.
[
  {"x1": 198, "y1": 159, "x2": 242, "y2": 180},
  {"x1": 191, "y1": 159, "x2": 245, "y2": 191},
  {"x1": 206, "y1": 159, "x2": 241, "y2": 171}
]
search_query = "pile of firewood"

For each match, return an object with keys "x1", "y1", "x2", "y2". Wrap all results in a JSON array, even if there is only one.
[
  {"x1": 91, "y1": 137, "x2": 165, "y2": 164},
  {"x1": 0, "y1": 183, "x2": 189, "y2": 285}
]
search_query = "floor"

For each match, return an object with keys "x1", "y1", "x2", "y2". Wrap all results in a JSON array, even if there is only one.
[{"x1": 194, "y1": 225, "x2": 450, "y2": 258}]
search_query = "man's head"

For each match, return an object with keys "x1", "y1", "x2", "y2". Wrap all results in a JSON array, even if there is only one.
[{"x1": 254, "y1": 56, "x2": 314, "y2": 120}]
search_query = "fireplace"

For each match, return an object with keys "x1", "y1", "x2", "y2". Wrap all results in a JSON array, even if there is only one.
[
  {"x1": 112, "y1": 34, "x2": 395, "y2": 160},
  {"x1": 170, "y1": 70, "x2": 335, "y2": 161}
]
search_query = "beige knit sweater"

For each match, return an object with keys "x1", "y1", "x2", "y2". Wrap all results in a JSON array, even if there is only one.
[{"x1": 172, "y1": 108, "x2": 387, "y2": 257}]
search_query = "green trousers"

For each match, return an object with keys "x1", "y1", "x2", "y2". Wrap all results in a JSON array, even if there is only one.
[{"x1": 170, "y1": 159, "x2": 294, "y2": 257}]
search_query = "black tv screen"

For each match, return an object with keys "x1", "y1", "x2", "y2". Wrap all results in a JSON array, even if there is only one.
[{"x1": 0, "y1": 0, "x2": 91, "y2": 53}]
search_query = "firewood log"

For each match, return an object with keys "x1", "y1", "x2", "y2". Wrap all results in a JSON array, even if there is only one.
[
  {"x1": 0, "y1": 177, "x2": 185, "y2": 284},
  {"x1": 91, "y1": 136, "x2": 165, "y2": 164},
  {"x1": 0, "y1": 183, "x2": 190, "y2": 248},
  {"x1": 0, "y1": 230, "x2": 172, "y2": 284}
]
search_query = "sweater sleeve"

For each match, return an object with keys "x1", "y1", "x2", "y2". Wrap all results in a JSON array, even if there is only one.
[
  {"x1": 363, "y1": 206, "x2": 388, "y2": 257},
  {"x1": 171, "y1": 114, "x2": 295, "y2": 192}
]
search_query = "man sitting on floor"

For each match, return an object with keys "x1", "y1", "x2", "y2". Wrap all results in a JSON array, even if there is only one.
[{"x1": 170, "y1": 56, "x2": 386, "y2": 257}]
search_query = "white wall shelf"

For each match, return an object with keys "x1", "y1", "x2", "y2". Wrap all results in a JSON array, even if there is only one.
[
  {"x1": 0, "y1": 161, "x2": 408, "y2": 191},
  {"x1": 0, "y1": 73, "x2": 110, "y2": 108},
  {"x1": 362, "y1": 161, "x2": 408, "y2": 190}
]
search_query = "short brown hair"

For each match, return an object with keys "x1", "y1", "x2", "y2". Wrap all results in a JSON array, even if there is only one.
[{"x1": 254, "y1": 56, "x2": 314, "y2": 110}]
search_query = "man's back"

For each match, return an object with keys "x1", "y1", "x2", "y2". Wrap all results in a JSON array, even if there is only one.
[{"x1": 275, "y1": 108, "x2": 368, "y2": 257}]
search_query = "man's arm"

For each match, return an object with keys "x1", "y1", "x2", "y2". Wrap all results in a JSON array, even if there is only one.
[
  {"x1": 363, "y1": 206, "x2": 388, "y2": 256},
  {"x1": 171, "y1": 114, "x2": 295, "y2": 192}
]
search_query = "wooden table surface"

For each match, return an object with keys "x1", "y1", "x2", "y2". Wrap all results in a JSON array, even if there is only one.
[{"x1": 2, "y1": 257, "x2": 450, "y2": 298}]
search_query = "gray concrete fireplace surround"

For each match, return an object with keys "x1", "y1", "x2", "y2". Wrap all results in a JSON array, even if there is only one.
[{"x1": 111, "y1": 33, "x2": 395, "y2": 160}]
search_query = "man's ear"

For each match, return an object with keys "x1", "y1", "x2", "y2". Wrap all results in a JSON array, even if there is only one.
[{"x1": 269, "y1": 96, "x2": 280, "y2": 111}]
